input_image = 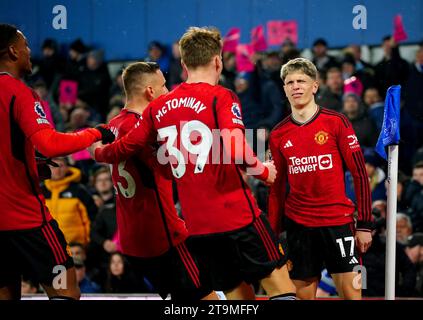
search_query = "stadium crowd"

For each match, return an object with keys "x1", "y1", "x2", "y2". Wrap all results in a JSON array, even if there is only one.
[{"x1": 20, "y1": 34, "x2": 423, "y2": 298}]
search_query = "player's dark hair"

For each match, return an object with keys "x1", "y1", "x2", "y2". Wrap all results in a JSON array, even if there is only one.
[
  {"x1": 0, "y1": 24, "x2": 18, "y2": 58},
  {"x1": 122, "y1": 61, "x2": 160, "y2": 98}
]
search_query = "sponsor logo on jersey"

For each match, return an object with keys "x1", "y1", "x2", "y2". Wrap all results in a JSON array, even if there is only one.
[
  {"x1": 284, "y1": 140, "x2": 293, "y2": 148},
  {"x1": 231, "y1": 103, "x2": 242, "y2": 119},
  {"x1": 288, "y1": 154, "x2": 333, "y2": 174},
  {"x1": 35, "y1": 101, "x2": 50, "y2": 124},
  {"x1": 347, "y1": 134, "x2": 360, "y2": 149},
  {"x1": 232, "y1": 118, "x2": 244, "y2": 125},
  {"x1": 314, "y1": 130, "x2": 329, "y2": 145},
  {"x1": 349, "y1": 257, "x2": 359, "y2": 264}
]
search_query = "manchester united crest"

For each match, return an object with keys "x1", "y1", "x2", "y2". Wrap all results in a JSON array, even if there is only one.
[{"x1": 314, "y1": 130, "x2": 329, "y2": 145}]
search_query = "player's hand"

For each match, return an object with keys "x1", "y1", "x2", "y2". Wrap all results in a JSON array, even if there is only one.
[
  {"x1": 95, "y1": 124, "x2": 115, "y2": 144},
  {"x1": 355, "y1": 230, "x2": 372, "y2": 254},
  {"x1": 88, "y1": 141, "x2": 104, "y2": 160},
  {"x1": 264, "y1": 160, "x2": 277, "y2": 185}
]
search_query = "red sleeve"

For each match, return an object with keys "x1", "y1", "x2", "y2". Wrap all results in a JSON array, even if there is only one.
[
  {"x1": 14, "y1": 85, "x2": 53, "y2": 137},
  {"x1": 267, "y1": 132, "x2": 287, "y2": 235},
  {"x1": 216, "y1": 89, "x2": 268, "y2": 180},
  {"x1": 95, "y1": 107, "x2": 155, "y2": 163},
  {"x1": 216, "y1": 89, "x2": 245, "y2": 130},
  {"x1": 337, "y1": 117, "x2": 374, "y2": 231},
  {"x1": 30, "y1": 128, "x2": 101, "y2": 158}
]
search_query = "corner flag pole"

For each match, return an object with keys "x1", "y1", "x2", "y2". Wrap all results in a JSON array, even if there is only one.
[
  {"x1": 374, "y1": 85, "x2": 401, "y2": 300},
  {"x1": 384, "y1": 145, "x2": 398, "y2": 300}
]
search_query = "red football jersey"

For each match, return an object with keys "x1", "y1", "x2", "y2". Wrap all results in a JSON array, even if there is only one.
[
  {"x1": 96, "y1": 83, "x2": 262, "y2": 235},
  {"x1": 268, "y1": 107, "x2": 373, "y2": 232},
  {"x1": 0, "y1": 73, "x2": 53, "y2": 230},
  {"x1": 109, "y1": 109, "x2": 188, "y2": 257}
]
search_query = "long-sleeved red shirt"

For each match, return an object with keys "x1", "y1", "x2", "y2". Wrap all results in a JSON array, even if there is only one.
[
  {"x1": 0, "y1": 73, "x2": 101, "y2": 230},
  {"x1": 268, "y1": 107, "x2": 373, "y2": 235}
]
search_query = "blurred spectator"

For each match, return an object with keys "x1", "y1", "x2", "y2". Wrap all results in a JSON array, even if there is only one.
[
  {"x1": 110, "y1": 69, "x2": 124, "y2": 98},
  {"x1": 374, "y1": 36, "x2": 409, "y2": 97},
  {"x1": 345, "y1": 149, "x2": 386, "y2": 203},
  {"x1": 404, "y1": 45, "x2": 423, "y2": 150},
  {"x1": 405, "y1": 233, "x2": 423, "y2": 295},
  {"x1": 69, "y1": 242, "x2": 87, "y2": 262},
  {"x1": 346, "y1": 44, "x2": 374, "y2": 73},
  {"x1": 105, "y1": 252, "x2": 147, "y2": 293},
  {"x1": 403, "y1": 162, "x2": 423, "y2": 232},
  {"x1": 234, "y1": 72, "x2": 260, "y2": 129},
  {"x1": 74, "y1": 256, "x2": 101, "y2": 293},
  {"x1": 363, "y1": 222, "x2": 416, "y2": 297},
  {"x1": 342, "y1": 93, "x2": 378, "y2": 147},
  {"x1": 257, "y1": 51, "x2": 284, "y2": 128},
  {"x1": 341, "y1": 51, "x2": 375, "y2": 89},
  {"x1": 21, "y1": 279, "x2": 40, "y2": 295},
  {"x1": 168, "y1": 41, "x2": 184, "y2": 89},
  {"x1": 397, "y1": 213, "x2": 413, "y2": 244},
  {"x1": 41, "y1": 157, "x2": 97, "y2": 246},
  {"x1": 91, "y1": 166, "x2": 115, "y2": 208},
  {"x1": 316, "y1": 67, "x2": 343, "y2": 112},
  {"x1": 364, "y1": 149, "x2": 386, "y2": 201},
  {"x1": 64, "y1": 38, "x2": 88, "y2": 81},
  {"x1": 145, "y1": 41, "x2": 170, "y2": 78},
  {"x1": 33, "y1": 38, "x2": 65, "y2": 89},
  {"x1": 397, "y1": 171, "x2": 412, "y2": 213},
  {"x1": 363, "y1": 87, "x2": 384, "y2": 131},
  {"x1": 78, "y1": 49, "x2": 112, "y2": 120},
  {"x1": 220, "y1": 51, "x2": 236, "y2": 91},
  {"x1": 311, "y1": 38, "x2": 339, "y2": 73},
  {"x1": 88, "y1": 202, "x2": 118, "y2": 288}
]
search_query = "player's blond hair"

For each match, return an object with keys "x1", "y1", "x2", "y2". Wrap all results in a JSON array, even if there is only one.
[
  {"x1": 122, "y1": 62, "x2": 159, "y2": 98},
  {"x1": 280, "y1": 58, "x2": 318, "y2": 83},
  {"x1": 179, "y1": 27, "x2": 222, "y2": 69}
]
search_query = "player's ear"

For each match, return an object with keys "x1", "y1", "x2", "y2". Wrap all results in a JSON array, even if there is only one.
[
  {"x1": 312, "y1": 80, "x2": 319, "y2": 94},
  {"x1": 145, "y1": 86, "x2": 154, "y2": 102},
  {"x1": 8, "y1": 44, "x2": 19, "y2": 61},
  {"x1": 215, "y1": 55, "x2": 223, "y2": 73}
]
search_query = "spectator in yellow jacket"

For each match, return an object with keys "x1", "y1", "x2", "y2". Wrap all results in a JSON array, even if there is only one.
[{"x1": 41, "y1": 157, "x2": 97, "y2": 246}]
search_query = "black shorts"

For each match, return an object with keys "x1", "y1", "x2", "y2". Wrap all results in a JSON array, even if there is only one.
[
  {"x1": 188, "y1": 213, "x2": 287, "y2": 292},
  {"x1": 125, "y1": 241, "x2": 213, "y2": 301},
  {"x1": 0, "y1": 219, "x2": 73, "y2": 288},
  {"x1": 285, "y1": 217, "x2": 361, "y2": 280}
]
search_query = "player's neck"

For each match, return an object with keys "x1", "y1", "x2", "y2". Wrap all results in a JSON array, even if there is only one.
[
  {"x1": 186, "y1": 68, "x2": 219, "y2": 86},
  {"x1": 291, "y1": 101, "x2": 319, "y2": 123},
  {"x1": 0, "y1": 63, "x2": 21, "y2": 79},
  {"x1": 125, "y1": 97, "x2": 149, "y2": 115}
]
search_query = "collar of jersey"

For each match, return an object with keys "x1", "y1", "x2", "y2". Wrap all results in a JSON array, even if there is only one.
[{"x1": 290, "y1": 105, "x2": 321, "y2": 126}]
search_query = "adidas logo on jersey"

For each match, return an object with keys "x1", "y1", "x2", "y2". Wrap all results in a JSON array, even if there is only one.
[
  {"x1": 349, "y1": 257, "x2": 359, "y2": 264},
  {"x1": 284, "y1": 140, "x2": 293, "y2": 149}
]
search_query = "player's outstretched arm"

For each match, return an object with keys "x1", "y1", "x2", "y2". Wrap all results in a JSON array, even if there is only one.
[
  {"x1": 30, "y1": 126, "x2": 114, "y2": 158},
  {"x1": 94, "y1": 112, "x2": 155, "y2": 164}
]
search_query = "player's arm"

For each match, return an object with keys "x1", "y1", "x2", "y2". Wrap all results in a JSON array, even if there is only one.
[
  {"x1": 94, "y1": 107, "x2": 155, "y2": 164},
  {"x1": 337, "y1": 119, "x2": 373, "y2": 230},
  {"x1": 15, "y1": 86, "x2": 113, "y2": 158},
  {"x1": 337, "y1": 117, "x2": 373, "y2": 252},
  {"x1": 30, "y1": 127, "x2": 108, "y2": 158},
  {"x1": 267, "y1": 133, "x2": 287, "y2": 235}
]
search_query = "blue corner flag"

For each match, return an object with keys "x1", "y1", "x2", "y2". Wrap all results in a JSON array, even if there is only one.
[{"x1": 375, "y1": 85, "x2": 401, "y2": 160}]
